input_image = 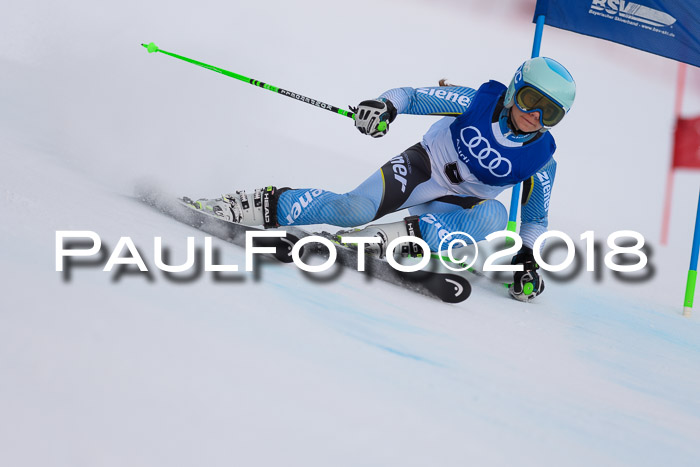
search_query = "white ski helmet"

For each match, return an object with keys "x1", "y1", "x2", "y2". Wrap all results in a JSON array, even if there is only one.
[{"x1": 504, "y1": 57, "x2": 576, "y2": 129}]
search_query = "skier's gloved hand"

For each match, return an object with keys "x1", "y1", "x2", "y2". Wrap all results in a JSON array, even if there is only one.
[
  {"x1": 510, "y1": 246, "x2": 545, "y2": 302},
  {"x1": 351, "y1": 98, "x2": 397, "y2": 138}
]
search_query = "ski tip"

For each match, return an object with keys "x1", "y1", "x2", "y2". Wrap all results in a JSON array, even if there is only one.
[
  {"x1": 142, "y1": 42, "x2": 159, "y2": 53},
  {"x1": 442, "y1": 276, "x2": 471, "y2": 303}
]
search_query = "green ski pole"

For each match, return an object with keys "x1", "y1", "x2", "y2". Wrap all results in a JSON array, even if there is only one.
[{"x1": 141, "y1": 42, "x2": 356, "y2": 120}]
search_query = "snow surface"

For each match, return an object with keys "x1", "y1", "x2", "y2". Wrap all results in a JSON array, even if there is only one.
[{"x1": 2, "y1": 0, "x2": 700, "y2": 466}]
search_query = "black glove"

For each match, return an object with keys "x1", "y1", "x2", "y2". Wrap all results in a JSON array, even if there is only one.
[
  {"x1": 510, "y1": 247, "x2": 545, "y2": 302},
  {"x1": 351, "y1": 98, "x2": 397, "y2": 138}
]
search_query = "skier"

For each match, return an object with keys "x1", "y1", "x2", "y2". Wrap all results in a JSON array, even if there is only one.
[{"x1": 188, "y1": 57, "x2": 576, "y2": 302}]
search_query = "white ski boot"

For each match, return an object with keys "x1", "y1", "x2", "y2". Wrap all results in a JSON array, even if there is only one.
[
  {"x1": 185, "y1": 186, "x2": 282, "y2": 228},
  {"x1": 333, "y1": 216, "x2": 424, "y2": 259}
]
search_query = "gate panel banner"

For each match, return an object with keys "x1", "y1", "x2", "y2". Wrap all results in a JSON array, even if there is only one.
[
  {"x1": 534, "y1": 0, "x2": 700, "y2": 67},
  {"x1": 673, "y1": 116, "x2": 700, "y2": 169}
]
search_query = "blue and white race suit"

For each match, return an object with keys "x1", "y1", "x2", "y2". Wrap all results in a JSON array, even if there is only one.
[{"x1": 275, "y1": 80, "x2": 557, "y2": 251}]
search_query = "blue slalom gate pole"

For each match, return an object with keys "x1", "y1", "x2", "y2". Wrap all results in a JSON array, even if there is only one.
[
  {"x1": 683, "y1": 189, "x2": 700, "y2": 317},
  {"x1": 531, "y1": 15, "x2": 546, "y2": 58},
  {"x1": 507, "y1": 14, "x2": 546, "y2": 239}
]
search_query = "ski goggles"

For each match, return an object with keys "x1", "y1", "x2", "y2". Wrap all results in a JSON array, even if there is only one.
[{"x1": 515, "y1": 86, "x2": 567, "y2": 128}]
